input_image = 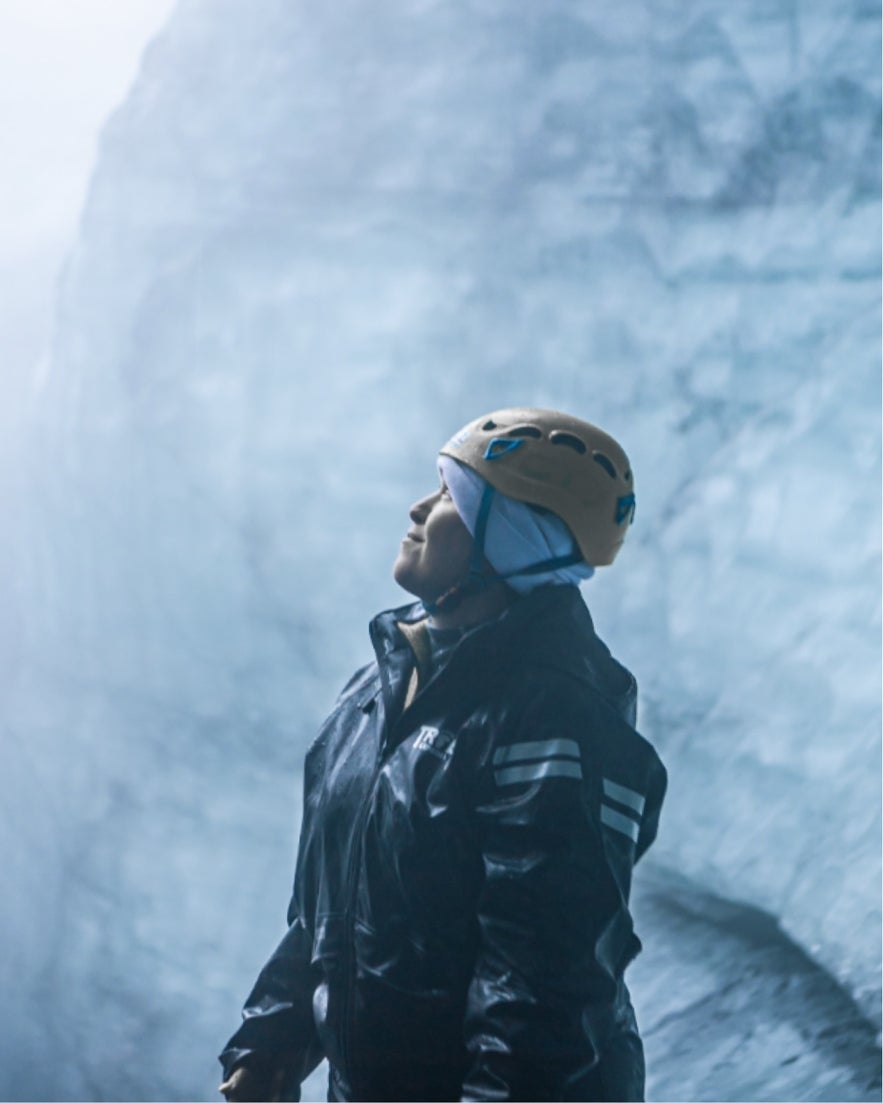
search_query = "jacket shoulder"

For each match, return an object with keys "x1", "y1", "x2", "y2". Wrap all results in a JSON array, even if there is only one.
[
  {"x1": 332, "y1": 661, "x2": 379, "y2": 707},
  {"x1": 492, "y1": 660, "x2": 667, "y2": 861}
]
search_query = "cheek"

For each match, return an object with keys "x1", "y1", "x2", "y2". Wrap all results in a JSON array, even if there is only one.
[
  {"x1": 451, "y1": 525, "x2": 475, "y2": 566},
  {"x1": 426, "y1": 512, "x2": 473, "y2": 571}
]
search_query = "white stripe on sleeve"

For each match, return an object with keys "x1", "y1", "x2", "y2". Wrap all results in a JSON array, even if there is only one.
[
  {"x1": 494, "y1": 759, "x2": 583, "y2": 787},
  {"x1": 602, "y1": 778, "x2": 645, "y2": 815},
  {"x1": 492, "y1": 738, "x2": 580, "y2": 766},
  {"x1": 600, "y1": 804, "x2": 640, "y2": 842}
]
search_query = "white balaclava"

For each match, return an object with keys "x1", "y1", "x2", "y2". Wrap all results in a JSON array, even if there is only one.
[{"x1": 437, "y1": 455, "x2": 594, "y2": 594}]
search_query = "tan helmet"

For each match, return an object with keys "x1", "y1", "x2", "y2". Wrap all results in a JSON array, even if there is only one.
[{"x1": 439, "y1": 407, "x2": 636, "y2": 567}]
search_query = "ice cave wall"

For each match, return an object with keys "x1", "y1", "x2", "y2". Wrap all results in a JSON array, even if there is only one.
[{"x1": 5, "y1": 0, "x2": 879, "y2": 1096}]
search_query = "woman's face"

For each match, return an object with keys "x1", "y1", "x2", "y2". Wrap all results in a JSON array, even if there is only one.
[{"x1": 392, "y1": 477, "x2": 474, "y2": 602}]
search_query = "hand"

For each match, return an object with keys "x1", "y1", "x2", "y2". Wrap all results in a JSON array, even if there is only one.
[
  {"x1": 219, "y1": 1065, "x2": 291, "y2": 1102},
  {"x1": 219, "y1": 1067, "x2": 257, "y2": 1102}
]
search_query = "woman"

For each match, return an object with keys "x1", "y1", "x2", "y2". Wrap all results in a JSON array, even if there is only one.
[{"x1": 219, "y1": 408, "x2": 666, "y2": 1102}]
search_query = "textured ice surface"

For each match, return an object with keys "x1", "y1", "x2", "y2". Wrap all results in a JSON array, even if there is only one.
[{"x1": 3, "y1": 0, "x2": 880, "y2": 1098}]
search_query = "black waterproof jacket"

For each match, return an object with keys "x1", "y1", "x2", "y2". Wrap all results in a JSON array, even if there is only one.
[{"x1": 220, "y1": 585, "x2": 666, "y2": 1102}]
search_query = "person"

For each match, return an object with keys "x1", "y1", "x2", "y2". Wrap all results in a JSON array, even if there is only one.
[{"x1": 218, "y1": 407, "x2": 667, "y2": 1103}]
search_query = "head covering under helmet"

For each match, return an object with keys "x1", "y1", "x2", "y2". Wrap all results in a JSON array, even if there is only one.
[{"x1": 437, "y1": 455, "x2": 594, "y2": 594}]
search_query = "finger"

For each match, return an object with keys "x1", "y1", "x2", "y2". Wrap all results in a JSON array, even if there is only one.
[{"x1": 219, "y1": 1072, "x2": 241, "y2": 1098}]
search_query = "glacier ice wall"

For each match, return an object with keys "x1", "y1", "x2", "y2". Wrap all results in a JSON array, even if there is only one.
[{"x1": 5, "y1": 0, "x2": 879, "y2": 1097}]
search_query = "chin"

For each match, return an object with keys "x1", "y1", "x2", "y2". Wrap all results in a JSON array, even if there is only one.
[
  {"x1": 392, "y1": 557, "x2": 421, "y2": 599},
  {"x1": 394, "y1": 561, "x2": 445, "y2": 607}
]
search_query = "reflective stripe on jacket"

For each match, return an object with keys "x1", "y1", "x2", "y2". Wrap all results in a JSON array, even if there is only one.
[{"x1": 220, "y1": 585, "x2": 667, "y2": 1102}]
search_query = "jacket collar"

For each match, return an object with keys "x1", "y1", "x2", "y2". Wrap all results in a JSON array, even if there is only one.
[
  {"x1": 370, "y1": 586, "x2": 592, "y2": 698},
  {"x1": 370, "y1": 584, "x2": 636, "y2": 731}
]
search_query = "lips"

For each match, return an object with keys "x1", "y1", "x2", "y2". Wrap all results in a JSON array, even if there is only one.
[{"x1": 405, "y1": 531, "x2": 424, "y2": 543}]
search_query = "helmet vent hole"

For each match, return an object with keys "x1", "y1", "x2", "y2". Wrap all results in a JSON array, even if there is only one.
[
  {"x1": 482, "y1": 420, "x2": 498, "y2": 431},
  {"x1": 592, "y1": 452, "x2": 617, "y2": 478},
  {"x1": 506, "y1": 425, "x2": 542, "y2": 439},
  {"x1": 624, "y1": 469, "x2": 632, "y2": 482},
  {"x1": 550, "y1": 431, "x2": 587, "y2": 454}
]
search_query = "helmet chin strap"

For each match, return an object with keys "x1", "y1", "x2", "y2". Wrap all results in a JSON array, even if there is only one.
[{"x1": 422, "y1": 484, "x2": 584, "y2": 616}]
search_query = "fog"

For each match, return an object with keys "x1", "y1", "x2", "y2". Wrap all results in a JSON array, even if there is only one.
[{"x1": 2, "y1": 1, "x2": 879, "y2": 1099}]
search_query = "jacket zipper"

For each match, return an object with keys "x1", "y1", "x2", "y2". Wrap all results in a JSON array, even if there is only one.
[
  {"x1": 338, "y1": 626, "x2": 400, "y2": 1082},
  {"x1": 340, "y1": 746, "x2": 387, "y2": 1073},
  {"x1": 337, "y1": 622, "x2": 474, "y2": 1082}
]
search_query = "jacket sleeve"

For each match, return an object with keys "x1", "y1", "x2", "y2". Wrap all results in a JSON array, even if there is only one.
[
  {"x1": 219, "y1": 664, "x2": 380, "y2": 1093},
  {"x1": 218, "y1": 913, "x2": 323, "y2": 1097},
  {"x1": 461, "y1": 717, "x2": 642, "y2": 1102}
]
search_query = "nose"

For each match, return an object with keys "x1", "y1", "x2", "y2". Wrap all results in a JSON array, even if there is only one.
[{"x1": 409, "y1": 490, "x2": 439, "y2": 525}]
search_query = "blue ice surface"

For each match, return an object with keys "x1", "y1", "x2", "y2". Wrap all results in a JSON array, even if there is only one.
[{"x1": 1, "y1": 0, "x2": 879, "y2": 1098}]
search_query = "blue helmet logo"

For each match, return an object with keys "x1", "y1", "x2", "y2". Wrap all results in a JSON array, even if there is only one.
[
  {"x1": 615, "y1": 494, "x2": 636, "y2": 525},
  {"x1": 484, "y1": 437, "x2": 525, "y2": 461}
]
